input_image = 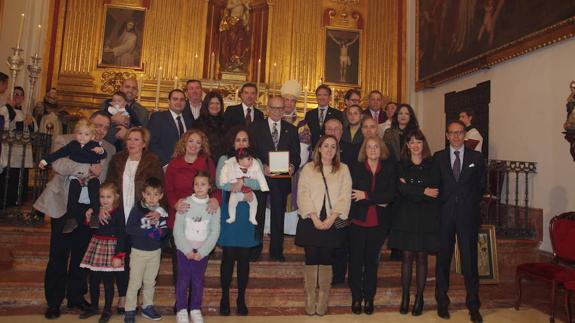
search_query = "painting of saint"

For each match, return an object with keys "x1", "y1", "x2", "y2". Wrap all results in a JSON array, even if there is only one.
[{"x1": 99, "y1": 5, "x2": 146, "y2": 69}]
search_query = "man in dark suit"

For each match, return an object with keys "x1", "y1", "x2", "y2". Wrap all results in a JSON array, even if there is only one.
[
  {"x1": 223, "y1": 82, "x2": 264, "y2": 129},
  {"x1": 304, "y1": 84, "x2": 343, "y2": 148},
  {"x1": 434, "y1": 120, "x2": 486, "y2": 323},
  {"x1": 250, "y1": 96, "x2": 301, "y2": 262},
  {"x1": 148, "y1": 89, "x2": 193, "y2": 166},
  {"x1": 362, "y1": 90, "x2": 386, "y2": 124},
  {"x1": 183, "y1": 79, "x2": 203, "y2": 122}
]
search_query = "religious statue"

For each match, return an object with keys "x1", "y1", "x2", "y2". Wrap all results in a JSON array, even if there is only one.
[
  {"x1": 564, "y1": 80, "x2": 575, "y2": 131},
  {"x1": 219, "y1": 0, "x2": 251, "y2": 72},
  {"x1": 328, "y1": 32, "x2": 359, "y2": 83}
]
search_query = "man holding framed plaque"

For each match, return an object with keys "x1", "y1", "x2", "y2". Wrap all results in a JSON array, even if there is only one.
[{"x1": 250, "y1": 96, "x2": 301, "y2": 261}]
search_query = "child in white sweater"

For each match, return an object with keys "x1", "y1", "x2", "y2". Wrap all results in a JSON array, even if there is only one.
[
  {"x1": 218, "y1": 147, "x2": 268, "y2": 225},
  {"x1": 173, "y1": 172, "x2": 220, "y2": 323}
]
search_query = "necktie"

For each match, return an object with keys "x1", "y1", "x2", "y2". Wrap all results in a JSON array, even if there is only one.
[
  {"x1": 272, "y1": 122, "x2": 279, "y2": 150},
  {"x1": 374, "y1": 110, "x2": 379, "y2": 121},
  {"x1": 245, "y1": 108, "x2": 252, "y2": 127},
  {"x1": 319, "y1": 108, "x2": 325, "y2": 128},
  {"x1": 453, "y1": 150, "x2": 461, "y2": 181},
  {"x1": 176, "y1": 115, "x2": 184, "y2": 137}
]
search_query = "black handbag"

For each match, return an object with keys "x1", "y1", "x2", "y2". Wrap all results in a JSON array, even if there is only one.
[{"x1": 321, "y1": 168, "x2": 350, "y2": 229}]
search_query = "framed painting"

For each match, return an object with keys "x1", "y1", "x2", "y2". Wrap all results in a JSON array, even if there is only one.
[
  {"x1": 416, "y1": 0, "x2": 575, "y2": 89},
  {"x1": 324, "y1": 27, "x2": 361, "y2": 86},
  {"x1": 455, "y1": 224, "x2": 499, "y2": 284},
  {"x1": 98, "y1": 4, "x2": 146, "y2": 70}
]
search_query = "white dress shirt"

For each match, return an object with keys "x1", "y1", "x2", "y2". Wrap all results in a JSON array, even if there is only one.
[
  {"x1": 190, "y1": 104, "x2": 201, "y2": 120},
  {"x1": 242, "y1": 103, "x2": 255, "y2": 122},
  {"x1": 169, "y1": 109, "x2": 187, "y2": 133}
]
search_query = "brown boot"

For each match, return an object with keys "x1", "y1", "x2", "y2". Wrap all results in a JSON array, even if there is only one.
[
  {"x1": 316, "y1": 265, "x2": 332, "y2": 316},
  {"x1": 303, "y1": 265, "x2": 318, "y2": 315}
]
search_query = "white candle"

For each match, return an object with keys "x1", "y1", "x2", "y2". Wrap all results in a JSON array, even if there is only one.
[
  {"x1": 256, "y1": 58, "x2": 261, "y2": 88},
  {"x1": 271, "y1": 62, "x2": 276, "y2": 91},
  {"x1": 331, "y1": 87, "x2": 335, "y2": 107},
  {"x1": 35, "y1": 25, "x2": 42, "y2": 56},
  {"x1": 210, "y1": 52, "x2": 215, "y2": 80},
  {"x1": 193, "y1": 53, "x2": 198, "y2": 78},
  {"x1": 137, "y1": 74, "x2": 143, "y2": 101},
  {"x1": 174, "y1": 76, "x2": 178, "y2": 89},
  {"x1": 303, "y1": 86, "x2": 308, "y2": 114},
  {"x1": 16, "y1": 13, "x2": 25, "y2": 49},
  {"x1": 234, "y1": 88, "x2": 239, "y2": 103},
  {"x1": 155, "y1": 66, "x2": 162, "y2": 109}
]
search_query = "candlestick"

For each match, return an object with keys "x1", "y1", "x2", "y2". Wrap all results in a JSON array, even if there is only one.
[
  {"x1": 137, "y1": 74, "x2": 143, "y2": 101},
  {"x1": 26, "y1": 54, "x2": 42, "y2": 117},
  {"x1": 303, "y1": 86, "x2": 308, "y2": 114},
  {"x1": 16, "y1": 14, "x2": 25, "y2": 49},
  {"x1": 174, "y1": 76, "x2": 179, "y2": 89},
  {"x1": 331, "y1": 87, "x2": 335, "y2": 107},
  {"x1": 256, "y1": 58, "x2": 261, "y2": 88},
  {"x1": 155, "y1": 66, "x2": 162, "y2": 111},
  {"x1": 35, "y1": 25, "x2": 42, "y2": 56},
  {"x1": 210, "y1": 52, "x2": 215, "y2": 80},
  {"x1": 7, "y1": 48, "x2": 25, "y2": 100}
]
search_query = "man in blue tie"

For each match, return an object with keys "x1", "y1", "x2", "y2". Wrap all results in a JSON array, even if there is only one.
[{"x1": 433, "y1": 120, "x2": 486, "y2": 323}]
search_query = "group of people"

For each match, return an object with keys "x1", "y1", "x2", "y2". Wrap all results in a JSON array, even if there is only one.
[{"x1": 21, "y1": 76, "x2": 487, "y2": 323}]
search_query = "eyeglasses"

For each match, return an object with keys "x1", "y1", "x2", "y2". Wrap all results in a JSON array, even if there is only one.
[
  {"x1": 447, "y1": 131, "x2": 465, "y2": 136},
  {"x1": 269, "y1": 106, "x2": 284, "y2": 110}
]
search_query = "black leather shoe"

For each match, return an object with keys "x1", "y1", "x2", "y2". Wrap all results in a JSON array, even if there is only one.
[
  {"x1": 68, "y1": 299, "x2": 91, "y2": 311},
  {"x1": 79, "y1": 307, "x2": 98, "y2": 319},
  {"x1": 44, "y1": 307, "x2": 60, "y2": 320},
  {"x1": 399, "y1": 291, "x2": 409, "y2": 314},
  {"x1": 412, "y1": 294, "x2": 424, "y2": 316},
  {"x1": 98, "y1": 311, "x2": 112, "y2": 323},
  {"x1": 237, "y1": 299, "x2": 248, "y2": 316},
  {"x1": 351, "y1": 299, "x2": 362, "y2": 314},
  {"x1": 470, "y1": 310, "x2": 483, "y2": 323},
  {"x1": 219, "y1": 298, "x2": 231, "y2": 316},
  {"x1": 363, "y1": 298, "x2": 374, "y2": 315},
  {"x1": 437, "y1": 306, "x2": 451, "y2": 320}
]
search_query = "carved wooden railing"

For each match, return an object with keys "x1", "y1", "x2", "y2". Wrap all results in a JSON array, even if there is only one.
[{"x1": 482, "y1": 159, "x2": 537, "y2": 239}]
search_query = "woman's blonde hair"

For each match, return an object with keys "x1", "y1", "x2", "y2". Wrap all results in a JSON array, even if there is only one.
[
  {"x1": 100, "y1": 182, "x2": 120, "y2": 208},
  {"x1": 125, "y1": 127, "x2": 150, "y2": 148},
  {"x1": 172, "y1": 129, "x2": 211, "y2": 158},
  {"x1": 358, "y1": 135, "x2": 390, "y2": 162},
  {"x1": 311, "y1": 135, "x2": 341, "y2": 173},
  {"x1": 74, "y1": 118, "x2": 97, "y2": 136}
]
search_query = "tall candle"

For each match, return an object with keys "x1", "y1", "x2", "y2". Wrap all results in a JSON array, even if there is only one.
[
  {"x1": 193, "y1": 53, "x2": 198, "y2": 78},
  {"x1": 271, "y1": 62, "x2": 277, "y2": 92},
  {"x1": 234, "y1": 88, "x2": 239, "y2": 103},
  {"x1": 16, "y1": 14, "x2": 25, "y2": 49},
  {"x1": 256, "y1": 58, "x2": 261, "y2": 88},
  {"x1": 35, "y1": 25, "x2": 42, "y2": 56},
  {"x1": 137, "y1": 74, "x2": 143, "y2": 101},
  {"x1": 174, "y1": 76, "x2": 178, "y2": 89},
  {"x1": 155, "y1": 66, "x2": 163, "y2": 109},
  {"x1": 303, "y1": 86, "x2": 308, "y2": 114},
  {"x1": 210, "y1": 52, "x2": 215, "y2": 80},
  {"x1": 331, "y1": 87, "x2": 335, "y2": 107}
]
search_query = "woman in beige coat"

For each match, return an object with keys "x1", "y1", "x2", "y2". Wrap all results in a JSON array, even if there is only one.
[{"x1": 295, "y1": 135, "x2": 352, "y2": 316}]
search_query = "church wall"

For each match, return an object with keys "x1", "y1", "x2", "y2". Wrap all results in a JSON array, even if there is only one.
[{"x1": 407, "y1": 0, "x2": 575, "y2": 252}]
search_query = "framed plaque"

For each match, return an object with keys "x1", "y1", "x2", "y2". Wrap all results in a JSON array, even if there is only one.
[{"x1": 269, "y1": 151, "x2": 290, "y2": 178}]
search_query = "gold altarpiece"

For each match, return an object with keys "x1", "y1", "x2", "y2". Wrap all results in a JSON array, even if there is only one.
[{"x1": 47, "y1": 0, "x2": 405, "y2": 115}]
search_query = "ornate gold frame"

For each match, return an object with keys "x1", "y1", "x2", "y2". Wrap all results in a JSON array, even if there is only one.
[
  {"x1": 97, "y1": 4, "x2": 147, "y2": 70},
  {"x1": 415, "y1": 1, "x2": 575, "y2": 90},
  {"x1": 323, "y1": 26, "x2": 362, "y2": 88},
  {"x1": 455, "y1": 224, "x2": 499, "y2": 284}
]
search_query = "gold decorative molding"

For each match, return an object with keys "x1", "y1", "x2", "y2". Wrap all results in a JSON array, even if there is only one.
[{"x1": 100, "y1": 71, "x2": 137, "y2": 93}]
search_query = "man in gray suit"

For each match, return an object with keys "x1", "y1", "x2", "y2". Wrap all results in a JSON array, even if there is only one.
[{"x1": 34, "y1": 111, "x2": 116, "y2": 319}]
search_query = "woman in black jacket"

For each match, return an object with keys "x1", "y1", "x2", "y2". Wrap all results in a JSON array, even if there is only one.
[
  {"x1": 194, "y1": 91, "x2": 227, "y2": 161},
  {"x1": 388, "y1": 129, "x2": 440, "y2": 316},
  {"x1": 348, "y1": 136, "x2": 397, "y2": 315}
]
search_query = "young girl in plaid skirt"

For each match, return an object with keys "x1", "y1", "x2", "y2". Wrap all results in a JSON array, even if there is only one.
[{"x1": 79, "y1": 182, "x2": 126, "y2": 323}]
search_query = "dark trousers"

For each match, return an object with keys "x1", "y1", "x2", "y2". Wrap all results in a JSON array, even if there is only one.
[
  {"x1": 349, "y1": 224, "x2": 387, "y2": 301},
  {"x1": 44, "y1": 210, "x2": 91, "y2": 309},
  {"x1": 220, "y1": 247, "x2": 250, "y2": 302},
  {"x1": 252, "y1": 190, "x2": 270, "y2": 257},
  {"x1": 265, "y1": 182, "x2": 289, "y2": 257},
  {"x1": 332, "y1": 228, "x2": 350, "y2": 283},
  {"x1": 115, "y1": 236, "x2": 131, "y2": 298},
  {"x1": 90, "y1": 271, "x2": 115, "y2": 313},
  {"x1": 435, "y1": 211, "x2": 480, "y2": 311},
  {"x1": 0, "y1": 168, "x2": 29, "y2": 207},
  {"x1": 66, "y1": 178, "x2": 99, "y2": 224}
]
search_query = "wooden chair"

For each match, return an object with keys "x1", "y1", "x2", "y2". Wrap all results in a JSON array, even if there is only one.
[
  {"x1": 515, "y1": 212, "x2": 575, "y2": 323},
  {"x1": 566, "y1": 281, "x2": 575, "y2": 323}
]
